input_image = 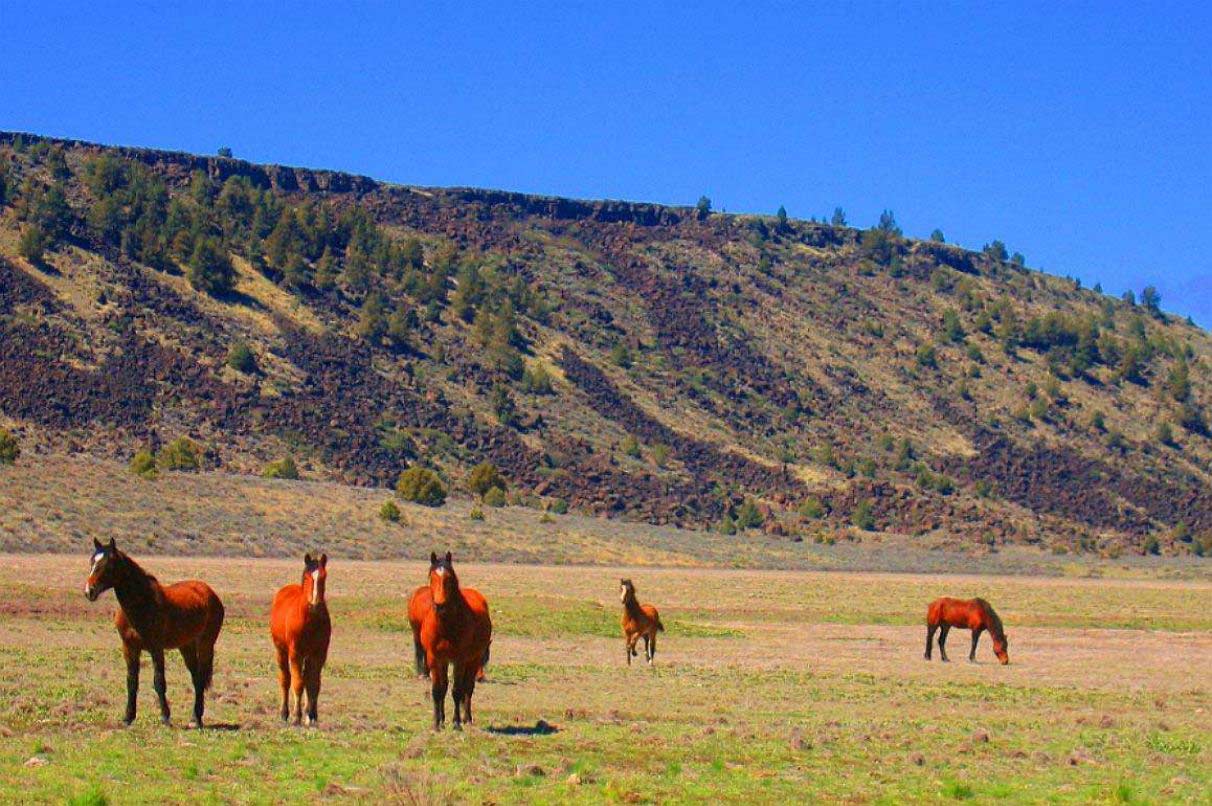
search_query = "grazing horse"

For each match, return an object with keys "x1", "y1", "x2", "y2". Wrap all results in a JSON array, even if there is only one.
[
  {"x1": 926, "y1": 597, "x2": 1009, "y2": 664},
  {"x1": 619, "y1": 579, "x2": 664, "y2": 666},
  {"x1": 408, "y1": 584, "x2": 490, "y2": 681},
  {"x1": 83, "y1": 538, "x2": 225, "y2": 727},
  {"x1": 417, "y1": 552, "x2": 492, "y2": 730},
  {"x1": 270, "y1": 553, "x2": 332, "y2": 725}
]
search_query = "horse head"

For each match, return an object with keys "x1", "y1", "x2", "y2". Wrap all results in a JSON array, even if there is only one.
[
  {"x1": 429, "y1": 551, "x2": 458, "y2": 607},
  {"x1": 992, "y1": 633, "x2": 1009, "y2": 665},
  {"x1": 619, "y1": 578, "x2": 636, "y2": 603},
  {"x1": 84, "y1": 537, "x2": 120, "y2": 601},
  {"x1": 303, "y1": 552, "x2": 328, "y2": 606}
]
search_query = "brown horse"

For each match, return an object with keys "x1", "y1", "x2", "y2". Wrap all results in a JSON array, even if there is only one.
[
  {"x1": 619, "y1": 579, "x2": 664, "y2": 665},
  {"x1": 926, "y1": 597, "x2": 1009, "y2": 664},
  {"x1": 417, "y1": 552, "x2": 492, "y2": 730},
  {"x1": 270, "y1": 553, "x2": 332, "y2": 725},
  {"x1": 408, "y1": 584, "x2": 489, "y2": 681},
  {"x1": 84, "y1": 538, "x2": 225, "y2": 727}
]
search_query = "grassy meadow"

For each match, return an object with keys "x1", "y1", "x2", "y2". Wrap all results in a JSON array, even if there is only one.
[{"x1": 0, "y1": 555, "x2": 1208, "y2": 804}]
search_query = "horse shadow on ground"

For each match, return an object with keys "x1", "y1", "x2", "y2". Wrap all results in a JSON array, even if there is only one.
[{"x1": 485, "y1": 719, "x2": 559, "y2": 736}]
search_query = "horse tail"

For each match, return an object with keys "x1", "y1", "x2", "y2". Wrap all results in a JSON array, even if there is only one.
[
  {"x1": 482, "y1": 641, "x2": 491, "y2": 669},
  {"x1": 413, "y1": 636, "x2": 428, "y2": 677},
  {"x1": 656, "y1": 615, "x2": 665, "y2": 632},
  {"x1": 200, "y1": 594, "x2": 224, "y2": 691}
]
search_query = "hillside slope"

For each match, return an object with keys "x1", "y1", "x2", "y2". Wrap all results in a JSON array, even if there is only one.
[{"x1": 1, "y1": 132, "x2": 1210, "y2": 555}]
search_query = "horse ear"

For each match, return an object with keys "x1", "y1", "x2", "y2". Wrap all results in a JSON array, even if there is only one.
[
  {"x1": 304, "y1": 552, "x2": 313, "y2": 565},
  {"x1": 430, "y1": 551, "x2": 439, "y2": 566},
  {"x1": 108, "y1": 537, "x2": 117, "y2": 550},
  {"x1": 319, "y1": 553, "x2": 327, "y2": 567},
  {"x1": 445, "y1": 551, "x2": 453, "y2": 565},
  {"x1": 93, "y1": 537, "x2": 103, "y2": 551}
]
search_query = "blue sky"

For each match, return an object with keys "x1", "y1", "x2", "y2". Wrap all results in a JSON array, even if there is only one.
[{"x1": 3, "y1": 3, "x2": 1209, "y2": 324}]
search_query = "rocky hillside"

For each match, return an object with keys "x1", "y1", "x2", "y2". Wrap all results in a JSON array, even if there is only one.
[{"x1": 2, "y1": 131, "x2": 1210, "y2": 556}]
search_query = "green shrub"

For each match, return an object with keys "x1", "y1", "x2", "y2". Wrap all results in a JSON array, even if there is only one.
[
  {"x1": 187, "y1": 238, "x2": 235, "y2": 295},
  {"x1": 1156, "y1": 422, "x2": 1175, "y2": 447},
  {"x1": 18, "y1": 225, "x2": 46, "y2": 264},
  {"x1": 467, "y1": 462, "x2": 506, "y2": 497},
  {"x1": 483, "y1": 486, "x2": 507, "y2": 508},
  {"x1": 851, "y1": 499, "x2": 876, "y2": 531},
  {"x1": 549, "y1": 498, "x2": 569, "y2": 515},
  {"x1": 735, "y1": 498, "x2": 764, "y2": 530},
  {"x1": 522, "y1": 363, "x2": 554, "y2": 395},
  {"x1": 226, "y1": 341, "x2": 257, "y2": 373},
  {"x1": 262, "y1": 456, "x2": 299, "y2": 480},
  {"x1": 0, "y1": 429, "x2": 20, "y2": 465},
  {"x1": 610, "y1": 343, "x2": 633, "y2": 369},
  {"x1": 469, "y1": 506, "x2": 485, "y2": 521},
  {"x1": 798, "y1": 497, "x2": 824, "y2": 519},
  {"x1": 651, "y1": 444, "x2": 670, "y2": 468},
  {"x1": 129, "y1": 450, "x2": 157, "y2": 478},
  {"x1": 717, "y1": 516, "x2": 738, "y2": 535},
  {"x1": 396, "y1": 467, "x2": 446, "y2": 507},
  {"x1": 915, "y1": 343, "x2": 938, "y2": 369},
  {"x1": 1143, "y1": 535, "x2": 1160, "y2": 556},
  {"x1": 379, "y1": 499, "x2": 401, "y2": 522},
  {"x1": 622, "y1": 435, "x2": 642, "y2": 458},
  {"x1": 156, "y1": 437, "x2": 201, "y2": 471}
]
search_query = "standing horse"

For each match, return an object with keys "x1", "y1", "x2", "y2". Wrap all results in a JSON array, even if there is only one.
[
  {"x1": 619, "y1": 579, "x2": 664, "y2": 665},
  {"x1": 417, "y1": 552, "x2": 492, "y2": 730},
  {"x1": 270, "y1": 553, "x2": 331, "y2": 725},
  {"x1": 83, "y1": 538, "x2": 225, "y2": 727},
  {"x1": 925, "y1": 597, "x2": 1009, "y2": 664},
  {"x1": 408, "y1": 584, "x2": 490, "y2": 681}
]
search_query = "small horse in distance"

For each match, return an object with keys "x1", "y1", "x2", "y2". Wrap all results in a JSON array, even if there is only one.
[
  {"x1": 84, "y1": 538, "x2": 225, "y2": 727},
  {"x1": 409, "y1": 583, "x2": 489, "y2": 681},
  {"x1": 270, "y1": 553, "x2": 332, "y2": 725},
  {"x1": 619, "y1": 579, "x2": 664, "y2": 666},
  {"x1": 417, "y1": 552, "x2": 492, "y2": 730},
  {"x1": 925, "y1": 597, "x2": 1009, "y2": 664}
]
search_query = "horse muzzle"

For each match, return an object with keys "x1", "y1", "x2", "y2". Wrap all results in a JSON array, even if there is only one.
[{"x1": 84, "y1": 584, "x2": 102, "y2": 601}]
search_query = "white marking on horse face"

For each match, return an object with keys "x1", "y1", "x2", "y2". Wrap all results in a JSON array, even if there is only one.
[{"x1": 433, "y1": 566, "x2": 446, "y2": 577}]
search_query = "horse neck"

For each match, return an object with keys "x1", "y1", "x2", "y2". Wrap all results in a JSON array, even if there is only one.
[
  {"x1": 112, "y1": 555, "x2": 162, "y2": 621},
  {"x1": 433, "y1": 579, "x2": 468, "y2": 625},
  {"x1": 623, "y1": 590, "x2": 645, "y2": 620},
  {"x1": 980, "y1": 603, "x2": 1005, "y2": 641}
]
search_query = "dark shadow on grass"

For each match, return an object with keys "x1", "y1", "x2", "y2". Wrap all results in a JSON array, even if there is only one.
[
  {"x1": 485, "y1": 719, "x2": 559, "y2": 736},
  {"x1": 199, "y1": 722, "x2": 241, "y2": 731}
]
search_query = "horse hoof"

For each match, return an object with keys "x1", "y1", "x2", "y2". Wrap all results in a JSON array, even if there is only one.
[{"x1": 123, "y1": 718, "x2": 135, "y2": 727}]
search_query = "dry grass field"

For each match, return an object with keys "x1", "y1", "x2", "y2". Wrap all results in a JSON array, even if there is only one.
[{"x1": 0, "y1": 554, "x2": 1209, "y2": 803}]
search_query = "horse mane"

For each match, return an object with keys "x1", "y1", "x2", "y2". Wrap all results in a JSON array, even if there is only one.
[
  {"x1": 974, "y1": 598, "x2": 1004, "y2": 639},
  {"x1": 115, "y1": 550, "x2": 158, "y2": 587}
]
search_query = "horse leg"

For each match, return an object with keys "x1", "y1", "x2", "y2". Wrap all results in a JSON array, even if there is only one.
[
  {"x1": 430, "y1": 662, "x2": 448, "y2": 731},
  {"x1": 649, "y1": 631, "x2": 657, "y2": 663},
  {"x1": 289, "y1": 651, "x2": 305, "y2": 726},
  {"x1": 150, "y1": 648, "x2": 171, "y2": 725},
  {"x1": 275, "y1": 646, "x2": 290, "y2": 722},
  {"x1": 643, "y1": 634, "x2": 651, "y2": 665},
  {"x1": 969, "y1": 627, "x2": 983, "y2": 663},
  {"x1": 451, "y1": 664, "x2": 466, "y2": 732},
  {"x1": 303, "y1": 655, "x2": 322, "y2": 726},
  {"x1": 460, "y1": 663, "x2": 477, "y2": 725},
  {"x1": 925, "y1": 624, "x2": 937, "y2": 660},
  {"x1": 122, "y1": 643, "x2": 141, "y2": 725},
  {"x1": 938, "y1": 625, "x2": 951, "y2": 662},
  {"x1": 180, "y1": 644, "x2": 204, "y2": 728}
]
